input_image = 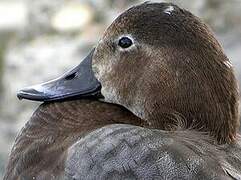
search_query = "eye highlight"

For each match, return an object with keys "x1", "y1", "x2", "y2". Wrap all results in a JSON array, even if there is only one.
[{"x1": 118, "y1": 37, "x2": 133, "y2": 49}]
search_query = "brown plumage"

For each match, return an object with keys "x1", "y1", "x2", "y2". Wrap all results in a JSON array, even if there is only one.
[{"x1": 4, "y1": 100, "x2": 142, "y2": 179}]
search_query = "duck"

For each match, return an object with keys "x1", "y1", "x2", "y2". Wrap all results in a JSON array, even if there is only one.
[{"x1": 4, "y1": 2, "x2": 241, "y2": 180}]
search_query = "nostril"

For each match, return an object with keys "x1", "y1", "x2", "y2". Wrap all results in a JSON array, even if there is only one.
[{"x1": 65, "y1": 72, "x2": 77, "y2": 80}]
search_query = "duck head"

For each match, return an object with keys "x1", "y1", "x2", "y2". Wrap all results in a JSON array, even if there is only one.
[{"x1": 18, "y1": 2, "x2": 239, "y2": 144}]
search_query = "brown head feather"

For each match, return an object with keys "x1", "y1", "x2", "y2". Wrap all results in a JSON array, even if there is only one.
[{"x1": 93, "y1": 2, "x2": 239, "y2": 144}]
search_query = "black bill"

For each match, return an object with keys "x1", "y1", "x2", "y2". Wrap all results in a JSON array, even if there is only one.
[{"x1": 17, "y1": 49, "x2": 101, "y2": 102}]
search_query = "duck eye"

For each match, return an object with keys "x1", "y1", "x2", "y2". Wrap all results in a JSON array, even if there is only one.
[{"x1": 118, "y1": 37, "x2": 133, "y2": 49}]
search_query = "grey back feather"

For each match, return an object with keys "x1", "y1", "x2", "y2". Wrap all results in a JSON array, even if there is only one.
[{"x1": 65, "y1": 124, "x2": 240, "y2": 180}]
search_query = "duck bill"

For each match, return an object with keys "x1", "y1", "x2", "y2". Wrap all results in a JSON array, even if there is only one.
[{"x1": 17, "y1": 49, "x2": 102, "y2": 102}]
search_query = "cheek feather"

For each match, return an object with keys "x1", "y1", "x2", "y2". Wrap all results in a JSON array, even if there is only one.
[
  {"x1": 101, "y1": 85, "x2": 119, "y2": 104},
  {"x1": 164, "y1": 5, "x2": 175, "y2": 15},
  {"x1": 223, "y1": 60, "x2": 233, "y2": 68}
]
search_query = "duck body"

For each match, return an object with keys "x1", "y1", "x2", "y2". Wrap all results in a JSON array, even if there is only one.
[
  {"x1": 4, "y1": 100, "x2": 241, "y2": 180},
  {"x1": 4, "y1": 2, "x2": 241, "y2": 180}
]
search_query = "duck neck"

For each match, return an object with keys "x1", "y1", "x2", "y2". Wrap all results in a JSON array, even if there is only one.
[
  {"x1": 126, "y1": 96, "x2": 240, "y2": 144},
  {"x1": 29, "y1": 100, "x2": 142, "y2": 138}
]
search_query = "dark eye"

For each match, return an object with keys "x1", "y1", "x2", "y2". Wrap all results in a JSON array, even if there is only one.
[{"x1": 118, "y1": 37, "x2": 133, "y2": 48}]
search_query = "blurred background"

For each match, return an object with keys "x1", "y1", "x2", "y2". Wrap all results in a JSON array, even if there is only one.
[{"x1": 0, "y1": 0, "x2": 241, "y2": 177}]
